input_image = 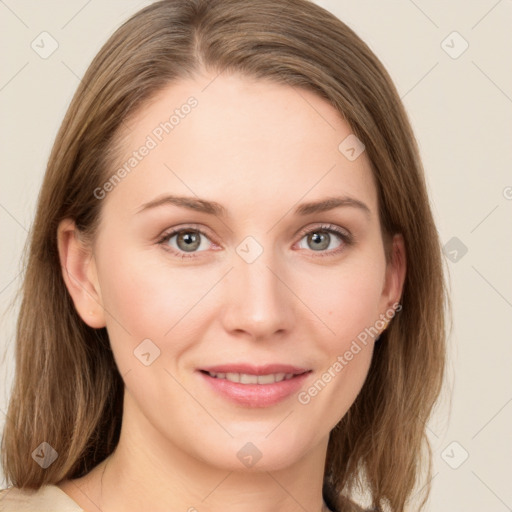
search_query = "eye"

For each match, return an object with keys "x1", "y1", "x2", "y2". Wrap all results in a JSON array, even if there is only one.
[
  {"x1": 296, "y1": 224, "x2": 352, "y2": 256},
  {"x1": 157, "y1": 226, "x2": 214, "y2": 259},
  {"x1": 157, "y1": 223, "x2": 352, "y2": 259}
]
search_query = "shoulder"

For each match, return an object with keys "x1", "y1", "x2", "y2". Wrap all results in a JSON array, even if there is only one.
[{"x1": 0, "y1": 484, "x2": 85, "y2": 511}]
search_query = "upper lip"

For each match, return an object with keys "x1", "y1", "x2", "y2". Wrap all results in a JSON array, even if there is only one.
[{"x1": 199, "y1": 364, "x2": 311, "y2": 376}]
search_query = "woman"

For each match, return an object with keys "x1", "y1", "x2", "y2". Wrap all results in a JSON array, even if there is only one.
[{"x1": 0, "y1": 0, "x2": 447, "y2": 511}]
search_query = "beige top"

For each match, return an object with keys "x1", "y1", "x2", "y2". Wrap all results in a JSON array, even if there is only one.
[
  {"x1": 0, "y1": 484, "x2": 370, "y2": 512},
  {"x1": 0, "y1": 484, "x2": 84, "y2": 511}
]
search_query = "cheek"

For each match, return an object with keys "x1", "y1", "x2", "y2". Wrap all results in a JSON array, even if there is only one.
[
  {"x1": 305, "y1": 342, "x2": 374, "y2": 432},
  {"x1": 94, "y1": 242, "x2": 217, "y2": 362},
  {"x1": 301, "y1": 254, "x2": 386, "y2": 347},
  {"x1": 293, "y1": 254, "x2": 384, "y2": 417},
  {"x1": 297, "y1": 267, "x2": 379, "y2": 426}
]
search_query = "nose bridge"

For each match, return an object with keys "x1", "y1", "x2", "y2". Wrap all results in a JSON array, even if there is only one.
[{"x1": 220, "y1": 239, "x2": 294, "y2": 338}]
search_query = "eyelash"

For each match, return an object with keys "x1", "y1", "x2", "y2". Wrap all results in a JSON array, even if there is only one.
[{"x1": 156, "y1": 223, "x2": 353, "y2": 259}]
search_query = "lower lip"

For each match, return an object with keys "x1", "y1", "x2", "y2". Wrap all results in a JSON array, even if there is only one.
[{"x1": 197, "y1": 371, "x2": 311, "y2": 408}]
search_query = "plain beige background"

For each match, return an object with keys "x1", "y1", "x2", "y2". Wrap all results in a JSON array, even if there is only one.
[{"x1": 1, "y1": 1, "x2": 511, "y2": 510}]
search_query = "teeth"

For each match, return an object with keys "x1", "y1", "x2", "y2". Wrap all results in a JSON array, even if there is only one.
[
  {"x1": 207, "y1": 371, "x2": 297, "y2": 384},
  {"x1": 240, "y1": 373, "x2": 258, "y2": 384},
  {"x1": 258, "y1": 373, "x2": 279, "y2": 384}
]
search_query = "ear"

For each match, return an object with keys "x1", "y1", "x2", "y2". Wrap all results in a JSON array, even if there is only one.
[
  {"x1": 379, "y1": 233, "x2": 407, "y2": 315},
  {"x1": 57, "y1": 219, "x2": 106, "y2": 329}
]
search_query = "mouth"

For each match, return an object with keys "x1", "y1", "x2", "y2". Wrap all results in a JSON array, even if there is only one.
[
  {"x1": 199, "y1": 370, "x2": 307, "y2": 384},
  {"x1": 196, "y1": 364, "x2": 312, "y2": 407},
  {"x1": 202, "y1": 372, "x2": 295, "y2": 384}
]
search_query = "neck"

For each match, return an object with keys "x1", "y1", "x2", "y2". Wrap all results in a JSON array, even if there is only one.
[{"x1": 87, "y1": 391, "x2": 331, "y2": 512}]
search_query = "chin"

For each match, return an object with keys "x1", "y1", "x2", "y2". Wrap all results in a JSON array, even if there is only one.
[{"x1": 194, "y1": 431, "x2": 318, "y2": 473}]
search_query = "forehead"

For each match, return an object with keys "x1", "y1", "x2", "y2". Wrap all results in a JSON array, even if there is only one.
[{"x1": 103, "y1": 72, "x2": 378, "y2": 219}]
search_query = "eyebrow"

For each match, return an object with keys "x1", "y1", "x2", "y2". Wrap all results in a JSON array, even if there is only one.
[
  {"x1": 136, "y1": 194, "x2": 226, "y2": 216},
  {"x1": 293, "y1": 196, "x2": 371, "y2": 217},
  {"x1": 136, "y1": 194, "x2": 371, "y2": 218}
]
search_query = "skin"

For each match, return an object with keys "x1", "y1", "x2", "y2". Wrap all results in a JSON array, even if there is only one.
[{"x1": 56, "y1": 71, "x2": 406, "y2": 512}]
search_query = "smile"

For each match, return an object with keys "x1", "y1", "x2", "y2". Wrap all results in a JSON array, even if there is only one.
[
  {"x1": 197, "y1": 366, "x2": 312, "y2": 408},
  {"x1": 204, "y1": 371, "x2": 298, "y2": 384}
]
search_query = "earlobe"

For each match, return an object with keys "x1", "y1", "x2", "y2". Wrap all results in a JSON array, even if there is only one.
[{"x1": 57, "y1": 219, "x2": 106, "y2": 329}]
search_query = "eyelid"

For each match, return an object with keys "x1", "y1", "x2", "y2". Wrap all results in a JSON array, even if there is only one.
[
  {"x1": 156, "y1": 223, "x2": 214, "y2": 242},
  {"x1": 295, "y1": 223, "x2": 352, "y2": 242}
]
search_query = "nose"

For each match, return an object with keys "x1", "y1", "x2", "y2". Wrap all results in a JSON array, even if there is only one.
[{"x1": 219, "y1": 250, "x2": 296, "y2": 341}]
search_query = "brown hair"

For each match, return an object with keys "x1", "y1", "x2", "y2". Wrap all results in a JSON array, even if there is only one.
[{"x1": 1, "y1": 1, "x2": 448, "y2": 510}]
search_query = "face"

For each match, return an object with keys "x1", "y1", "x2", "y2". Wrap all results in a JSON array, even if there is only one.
[{"x1": 62, "y1": 72, "x2": 404, "y2": 472}]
